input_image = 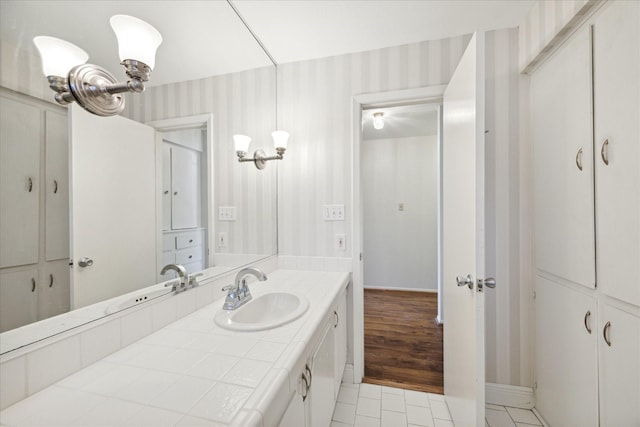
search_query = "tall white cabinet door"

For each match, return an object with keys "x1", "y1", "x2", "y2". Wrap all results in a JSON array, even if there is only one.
[
  {"x1": 170, "y1": 146, "x2": 201, "y2": 229},
  {"x1": 0, "y1": 268, "x2": 38, "y2": 332},
  {"x1": 531, "y1": 26, "x2": 596, "y2": 289},
  {"x1": 593, "y1": 0, "x2": 640, "y2": 307},
  {"x1": 598, "y1": 304, "x2": 640, "y2": 427},
  {"x1": 535, "y1": 276, "x2": 598, "y2": 427},
  {"x1": 0, "y1": 96, "x2": 40, "y2": 268},
  {"x1": 162, "y1": 145, "x2": 172, "y2": 231},
  {"x1": 45, "y1": 110, "x2": 70, "y2": 261}
]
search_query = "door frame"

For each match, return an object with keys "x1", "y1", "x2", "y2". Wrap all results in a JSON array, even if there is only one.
[
  {"x1": 146, "y1": 114, "x2": 215, "y2": 276},
  {"x1": 351, "y1": 85, "x2": 446, "y2": 382}
]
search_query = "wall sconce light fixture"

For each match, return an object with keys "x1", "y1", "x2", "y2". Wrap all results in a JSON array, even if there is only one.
[
  {"x1": 373, "y1": 112, "x2": 385, "y2": 130},
  {"x1": 234, "y1": 130, "x2": 289, "y2": 170},
  {"x1": 34, "y1": 15, "x2": 162, "y2": 117}
]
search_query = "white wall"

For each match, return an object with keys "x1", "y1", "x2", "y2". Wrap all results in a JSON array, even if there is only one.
[{"x1": 362, "y1": 135, "x2": 438, "y2": 291}]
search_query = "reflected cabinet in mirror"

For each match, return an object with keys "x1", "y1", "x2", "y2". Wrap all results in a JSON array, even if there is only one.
[{"x1": 0, "y1": 1, "x2": 278, "y2": 354}]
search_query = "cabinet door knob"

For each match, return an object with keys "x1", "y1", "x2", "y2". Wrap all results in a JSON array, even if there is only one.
[
  {"x1": 603, "y1": 321, "x2": 612, "y2": 346},
  {"x1": 583, "y1": 310, "x2": 592, "y2": 334},
  {"x1": 164, "y1": 190, "x2": 169, "y2": 194},
  {"x1": 173, "y1": 191, "x2": 178, "y2": 195},
  {"x1": 576, "y1": 147, "x2": 583, "y2": 171},
  {"x1": 601, "y1": 139, "x2": 609, "y2": 165}
]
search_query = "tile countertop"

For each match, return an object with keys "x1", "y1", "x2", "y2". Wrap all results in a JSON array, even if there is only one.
[{"x1": 0, "y1": 270, "x2": 351, "y2": 427}]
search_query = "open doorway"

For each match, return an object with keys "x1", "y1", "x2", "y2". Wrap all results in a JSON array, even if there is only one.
[{"x1": 360, "y1": 102, "x2": 444, "y2": 393}]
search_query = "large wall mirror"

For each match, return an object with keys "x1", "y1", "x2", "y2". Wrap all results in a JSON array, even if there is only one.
[{"x1": 0, "y1": 1, "x2": 278, "y2": 354}]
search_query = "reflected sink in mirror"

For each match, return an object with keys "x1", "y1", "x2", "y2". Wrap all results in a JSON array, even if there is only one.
[
  {"x1": 104, "y1": 288, "x2": 172, "y2": 315},
  {"x1": 215, "y1": 292, "x2": 309, "y2": 331}
]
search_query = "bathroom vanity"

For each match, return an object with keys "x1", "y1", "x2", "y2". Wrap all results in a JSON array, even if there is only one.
[{"x1": 0, "y1": 269, "x2": 350, "y2": 426}]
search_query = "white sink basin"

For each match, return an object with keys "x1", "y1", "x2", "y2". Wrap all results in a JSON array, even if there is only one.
[
  {"x1": 214, "y1": 292, "x2": 309, "y2": 331},
  {"x1": 105, "y1": 288, "x2": 172, "y2": 315}
]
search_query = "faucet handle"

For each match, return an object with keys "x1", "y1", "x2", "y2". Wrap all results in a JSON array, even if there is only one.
[
  {"x1": 164, "y1": 279, "x2": 179, "y2": 288},
  {"x1": 222, "y1": 284, "x2": 234, "y2": 292},
  {"x1": 188, "y1": 273, "x2": 203, "y2": 286}
]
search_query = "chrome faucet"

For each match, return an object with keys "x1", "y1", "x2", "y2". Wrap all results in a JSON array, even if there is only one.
[
  {"x1": 222, "y1": 267, "x2": 267, "y2": 310},
  {"x1": 161, "y1": 263, "x2": 188, "y2": 292}
]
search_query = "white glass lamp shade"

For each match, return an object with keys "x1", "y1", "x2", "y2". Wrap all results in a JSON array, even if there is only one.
[
  {"x1": 373, "y1": 113, "x2": 384, "y2": 130},
  {"x1": 110, "y1": 15, "x2": 162, "y2": 70},
  {"x1": 233, "y1": 135, "x2": 252, "y2": 154},
  {"x1": 272, "y1": 130, "x2": 289, "y2": 150},
  {"x1": 33, "y1": 36, "x2": 89, "y2": 77}
]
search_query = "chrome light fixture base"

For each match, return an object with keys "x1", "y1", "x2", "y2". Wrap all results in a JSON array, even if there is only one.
[
  {"x1": 237, "y1": 148, "x2": 286, "y2": 170},
  {"x1": 68, "y1": 64, "x2": 125, "y2": 116}
]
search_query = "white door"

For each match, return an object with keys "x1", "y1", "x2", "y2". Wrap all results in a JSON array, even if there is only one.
[
  {"x1": 70, "y1": 104, "x2": 157, "y2": 308},
  {"x1": 170, "y1": 145, "x2": 201, "y2": 229},
  {"x1": 442, "y1": 32, "x2": 486, "y2": 427}
]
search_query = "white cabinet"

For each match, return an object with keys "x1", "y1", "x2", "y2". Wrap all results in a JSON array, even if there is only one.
[
  {"x1": 278, "y1": 286, "x2": 349, "y2": 427},
  {"x1": 531, "y1": 24, "x2": 595, "y2": 289},
  {"x1": 309, "y1": 322, "x2": 336, "y2": 427},
  {"x1": 534, "y1": 276, "x2": 598, "y2": 427},
  {"x1": 333, "y1": 289, "x2": 348, "y2": 398},
  {"x1": 0, "y1": 268, "x2": 38, "y2": 332},
  {"x1": 44, "y1": 110, "x2": 70, "y2": 261},
  {"x1": 38, "y1": 259, "x2": 71, "y2": 320},
  {"x1": 170, "y1": 145, "x2": 201, "y2": 230},
  {"x1": 0, "y1": 96, "x2": 41, "y2": 268},
  {"x1": 598, "y1": 304, "x2": 640, "y2": 427},
  {"x1": 532, "y1": 2, "x2": 640, "y2": 426},
  {"x1": 592, "y1": 0, "x2": 640, "y2": 307}
]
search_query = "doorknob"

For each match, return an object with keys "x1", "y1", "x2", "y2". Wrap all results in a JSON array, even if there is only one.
[
  {"x1": 477, "y1": 277, "x2": 496, "y2": 292},
  {"x1": 456, "y1": 274, "x2": 474, "y2": 289},
  {"x1": 78, "y1": 257, "x2": 94, "y2": 267}
]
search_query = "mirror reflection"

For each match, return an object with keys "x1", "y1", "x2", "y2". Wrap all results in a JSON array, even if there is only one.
[{"x1": 0, "y1": 0, "x2": 278, "y2": 354}]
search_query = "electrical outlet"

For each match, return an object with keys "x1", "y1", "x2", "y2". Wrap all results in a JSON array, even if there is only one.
[
  {"x1": 336, "y1": 234, "x2": 346, "y2": 251},
  {"x1": 219, "y1": 206, "x2": 236, "y2": 221},
  {"x1": 218, "y1": 232, "x2": 227, "y2": 248},
  {"x1": 323, "y1": 204, "x2": 345, "y2": 221}
]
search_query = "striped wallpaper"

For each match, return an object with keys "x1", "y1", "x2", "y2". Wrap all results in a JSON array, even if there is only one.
[
  {"x1": 2, "y1": 28, "x2": 527, "y2": 387},
  {"x1": 125, "y1": 66, "x2": 278, "y2": 258},
  {"x1": 0, "y1": 40, "x2": 53, "y2": 104},
  {"x1": 518, "y1": 0, "x2": 603, "y2": 73}
]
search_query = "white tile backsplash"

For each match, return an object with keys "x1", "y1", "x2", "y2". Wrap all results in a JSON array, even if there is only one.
[
  {"x1": 0, "y1": 356, "x2": 25, "y2": 409},
  {"x1": 151, "y1": 296, "x2": 178, "y2": 330},
  {"x1": 26, "y1": 336, "x2": 81, "y2": 394},
  {"x1": 120, "y1": 306, "x2": 153, "y2": 346},
  {"x1": 80, "y1": 319, "x2": 121, "y2": 366}
]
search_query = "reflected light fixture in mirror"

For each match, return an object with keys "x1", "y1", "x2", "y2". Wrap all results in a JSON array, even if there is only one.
[
  {"x1": 373, "y1": 112, "x2": 385, "y2": 130},
  {"x1": 234, "y1": 130, "x2": 289, "y2": 170},
  {"x1": 33, "y1": 15, "x2": 162, "y2": 117}
]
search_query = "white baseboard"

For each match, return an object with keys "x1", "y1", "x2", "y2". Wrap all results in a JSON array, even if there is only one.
[
  {"x1": 363, "y1": 286, "x2": 438, "y2": 293},
  {"x1": 485, "y1": 382, "x2": 535, "y2": 409}
]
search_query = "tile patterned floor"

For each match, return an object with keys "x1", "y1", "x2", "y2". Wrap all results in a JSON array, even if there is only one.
[{"x1": 331, "y1": 382, "x2": 544, "y2": 427}]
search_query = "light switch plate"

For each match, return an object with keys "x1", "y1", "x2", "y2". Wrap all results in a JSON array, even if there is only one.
[
  {"x1": 219, "y1": 206, "x2": 236, "y2": 221},
  {"x1": 323, "y1": 204, "x2": 345, "y2": 221}
]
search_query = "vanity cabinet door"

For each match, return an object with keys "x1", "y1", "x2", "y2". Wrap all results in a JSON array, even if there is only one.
[
  {"x1": 333, "y1": 290, "x2": 348, "y2": 398},
  {"x1": 162, "y1": 145, "x2": 172, "y2": 231},
  {"x1": 38, "y1": 259, "x2": 70, "y2": 320},
  {"x1": 0, "y1": 268, "x2": 38, "y2": 332},
  {"x1": 0, "y1": 96, "x2": 41, "y2": 268},
  {"x1": 278, "y1": 392, "x2": 306, "y2": 427},
  {"x1": 309, "y1": 322, "x2": 336, "y2": 427},
  {"x1": 44, "y1": 110, "x2": 70, "y2": 261}
]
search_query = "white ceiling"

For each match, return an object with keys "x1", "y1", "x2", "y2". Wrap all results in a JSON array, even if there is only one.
[
  {"x1": 0, "y1": 0, "x2": 533, "y2": 87},
  {"x1": 363, "y1": 104, "x2": 439, "y2": 141}
]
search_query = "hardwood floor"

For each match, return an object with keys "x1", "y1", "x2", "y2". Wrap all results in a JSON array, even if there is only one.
[{"x1": 364, "y1": 288, "x2": 444, "y2": 394}]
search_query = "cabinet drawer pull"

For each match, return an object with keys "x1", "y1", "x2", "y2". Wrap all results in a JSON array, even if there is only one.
[
  {"x1": 173, "y1": 191, "x2": 178, "y2": 195},
  {"x1": 31, "y1": 278, "x2": 36, "y2": 292},
  {"x1": 164, "y1": 190, "x2": 169, "y2": 194},
  {"x1": 576, "y1": 147, "x2": 583, "y2": 171},
  {"x1": 301, "y1": 373, "x2": 310, "y2": 401},
  {"x1": 28, "y1": 177, "x2": 33, "y2": 192},
  {"x1": 334, "y1": 310, "x2": 339, "y2": 328},
  {"x1": 53, "y1": 179, "x2": 58, "y2": 194},
  {"x1": 583, "y1": 310, "x2": 592, "y2": 334},
  {"x1": 49, "y1": 274, "x2": 54, "y2": 288},
  {"x1": 601, "y1": 139, "x2": 609, "y2": 165},
  {"x1": 603, "y1": 321, "x2": 612, "y2": 346}
]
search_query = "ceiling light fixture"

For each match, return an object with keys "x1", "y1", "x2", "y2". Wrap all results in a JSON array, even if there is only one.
[
  {"x1": 34, "y1": 15, "x2": 162, "y2": 117},
  {"x1": 373, "y1": 112, "x2": 385, "y2": 130}
]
